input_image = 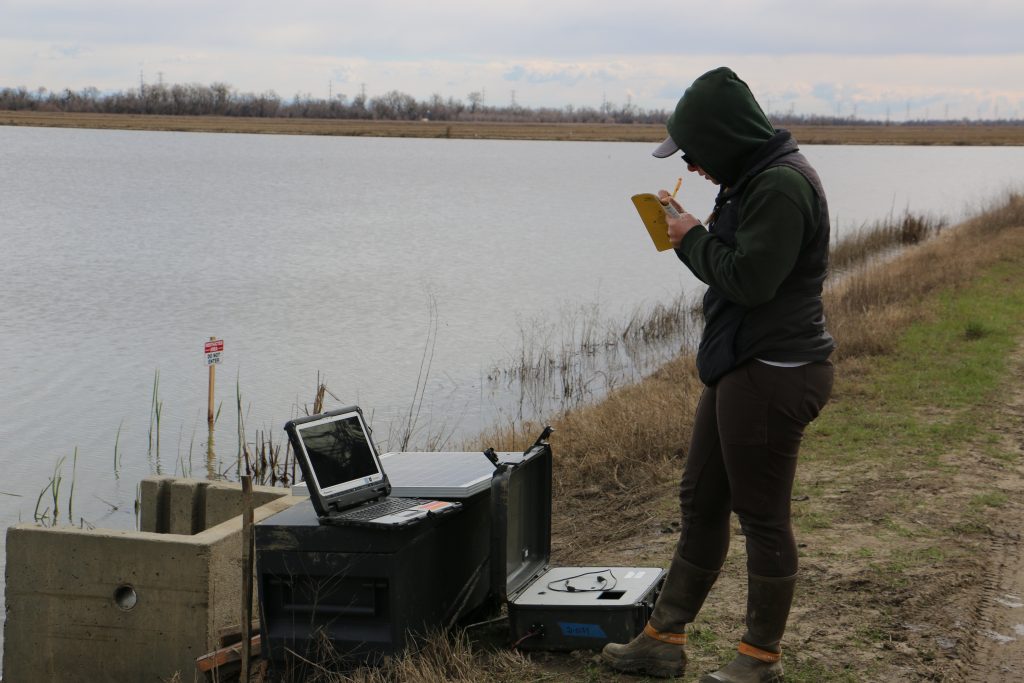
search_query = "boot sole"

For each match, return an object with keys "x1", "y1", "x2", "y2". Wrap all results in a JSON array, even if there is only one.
[{"x1": 599, "y1": 651, "x2": 684, "y2": 679}]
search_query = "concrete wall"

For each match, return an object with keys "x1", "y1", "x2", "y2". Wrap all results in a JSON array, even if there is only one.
[
  {"x1": 139, "y1": 476, "x2": 295, "y2": 534},
  {"x1": 3, "y1": 477, "x2": 301, "y2": 683}
]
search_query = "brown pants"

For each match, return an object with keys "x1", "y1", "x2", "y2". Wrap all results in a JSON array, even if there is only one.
[{"x1": 677, "y1": 359, "x2": 834, "y2": 577}]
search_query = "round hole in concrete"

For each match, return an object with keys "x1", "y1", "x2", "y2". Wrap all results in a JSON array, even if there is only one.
[{"x1": 114, "y1": 584, "x2": 138, "y2": 611}]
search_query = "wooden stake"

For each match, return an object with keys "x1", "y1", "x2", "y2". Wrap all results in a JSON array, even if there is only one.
[
  {"x1": 241, "y1": 475, "x2": 254, "y2": 682},
  {"x1": 207, "y1": 336, "x2": 216, "y2": 428}
]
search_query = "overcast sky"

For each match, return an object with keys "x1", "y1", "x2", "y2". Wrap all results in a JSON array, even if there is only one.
[{"x1": 3, "y1": 0, "x2": 1023, "y2": 120}]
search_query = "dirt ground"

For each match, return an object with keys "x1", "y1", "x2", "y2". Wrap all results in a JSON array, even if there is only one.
[
  {"x1": 536, "y1": 339, "x2": 1024, "y2": 682},
  {"x1": 961, "y1": 340, "x2": 1024, "y2": 681}
]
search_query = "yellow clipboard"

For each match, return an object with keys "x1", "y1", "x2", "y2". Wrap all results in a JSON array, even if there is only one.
[{"x1": 630, "y1": 193, "x2": 678, "y2": 252}]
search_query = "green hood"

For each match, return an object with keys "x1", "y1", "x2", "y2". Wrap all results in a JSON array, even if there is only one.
[{"x1": 665, "y1": 67, "x2": 775, "y2": 187}]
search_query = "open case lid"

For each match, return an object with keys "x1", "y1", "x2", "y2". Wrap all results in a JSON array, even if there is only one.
[{"x1": 489, "y1": 427, "x2": 554, "y2": 604}]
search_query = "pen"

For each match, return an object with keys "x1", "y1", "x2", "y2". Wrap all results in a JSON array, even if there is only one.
[{"x1": 671, "y1": 177, "x2": 682, "y2": 199}]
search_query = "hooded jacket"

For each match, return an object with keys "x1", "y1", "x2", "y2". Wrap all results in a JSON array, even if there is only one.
[{"x1": 666, "y1": 67, "x2": 835, "y2": 384}]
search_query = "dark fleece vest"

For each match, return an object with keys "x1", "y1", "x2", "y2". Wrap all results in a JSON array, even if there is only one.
[{"x1": 695, "y1": 131, "x2": 835, "y2": 385}]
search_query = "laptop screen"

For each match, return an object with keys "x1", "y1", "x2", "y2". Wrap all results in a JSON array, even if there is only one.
[{"x1": 293, "y1": 410, "x2": 384, "y2": 497}]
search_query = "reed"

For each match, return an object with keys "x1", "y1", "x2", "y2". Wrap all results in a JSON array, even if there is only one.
[
  {"x1": 242, "y1": 429, "x2": 292, "y2": 486},
  {"x1": 236, "y1": 373, "x2": 246, "y2": 463},
  {"x1": 392, "y1": 297, "x2": 440, "y2": 451},
  {"x1": 147, "y1": 369, "x2": 163, "y2": 462},
  {"x1": 33, "y1": 451, "x2": 79, "y2": 527},
  {"x1": 485, "y1": 292, "x2": 701, "y2": 427},
  {"x1": 69, "y1": 446, "x2": 77, "y2": 522},
  {"x1": 133, "y1": 481, "x2": 140, "y2": 528},
  {"x1": 831, "y1": 209, "x2": 948, "y2": 273},
  {"x1": 113, "y1": 419, "x2": 123, "y2": 477},
  {"x1": 176, "y1": 417, "x2": 199, "y2": 479}
]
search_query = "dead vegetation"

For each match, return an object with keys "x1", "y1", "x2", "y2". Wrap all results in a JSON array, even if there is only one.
[{"x1": 4, "y1": 111, "x2": 1024, "y2": 146}]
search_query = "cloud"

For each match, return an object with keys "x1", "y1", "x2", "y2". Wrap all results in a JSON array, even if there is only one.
[
  {"x1": 502, "y1": 64, "x2": 614, "y2": 86},
  {"x1": 8, "y1": 1, "x2": 1024, "y2": 60},
  {"x1": 2, "y1": 2, "x2": 1024, "y2": 117},
  {"x1": 32, "y1": 43, "x2": 91, "y2": 61}
]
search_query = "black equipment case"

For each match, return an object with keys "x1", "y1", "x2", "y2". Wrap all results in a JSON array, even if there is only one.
[
  {"x1": 491, "y1": 429, "x2": 665, "y2": 651},
  {"x1": 255, "y1": 491, "x2": 492, "y2": 678}
]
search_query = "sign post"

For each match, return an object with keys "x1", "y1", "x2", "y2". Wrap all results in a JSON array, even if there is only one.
[{"x1": 205, "y1": 337, "x2": 223, "y2": 428}]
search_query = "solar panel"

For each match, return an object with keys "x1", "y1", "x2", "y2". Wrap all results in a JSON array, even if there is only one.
[{"x1": 380, "y1": 451, "x2": 523, "y2": 498}]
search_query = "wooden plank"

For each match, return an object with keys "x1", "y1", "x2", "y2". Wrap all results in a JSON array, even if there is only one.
[{"x1": 195, "y1": 634, "x2": 261, "y2": 673}]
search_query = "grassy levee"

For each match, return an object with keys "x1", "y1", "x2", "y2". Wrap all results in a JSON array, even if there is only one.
[
  {"x1": 4, "y1": 110, "x2": 1024, "y2": 145},
  {"x1": 311, "y1": 193, "x2": 1024, "y2": 682}
]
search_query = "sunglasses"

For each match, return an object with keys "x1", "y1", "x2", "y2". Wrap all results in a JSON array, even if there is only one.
[{"x1": 682, "y1": 153, "x2": 695, "y2": 166}]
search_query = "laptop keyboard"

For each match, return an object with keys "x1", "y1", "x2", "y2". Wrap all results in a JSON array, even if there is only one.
[{"x1": 334, "y1": 497, "x2": 432, "y2": 521}]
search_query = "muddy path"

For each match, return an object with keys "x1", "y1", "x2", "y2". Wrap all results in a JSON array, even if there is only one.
[
  {"x1": 543, "y1": 338, "x2": 1024, "y2": 682},
  {"x1": 962, "y1": 340, "x2": 1024, "y2": 681}
]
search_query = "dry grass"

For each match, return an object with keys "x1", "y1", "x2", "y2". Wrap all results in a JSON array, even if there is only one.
[
  {"x1": 4, "y1": 110, "x2": 1024, "y2": 145},
  {"x1": 830, "y1": 211, "x2": 947, "y2": 273},
  {"x1": 785, "y1": 123, "x2": 1024, "y2": 146},
  {"x1": 0, "y1": 111, "x2": 665, "y2": 142},
  {"x1": 268, "y1": 628, "x2": 532, "y2": 683},
  {"x1": 827, "y1": 191, "x2": 1024, "y2": 360}
]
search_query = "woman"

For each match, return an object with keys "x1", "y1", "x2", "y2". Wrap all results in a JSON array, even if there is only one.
[{"x1": 601, "y1": 67, "x2": 835, "y2": 683}]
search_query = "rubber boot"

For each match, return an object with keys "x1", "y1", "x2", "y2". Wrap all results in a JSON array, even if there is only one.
[
  {"x1": 700, "y1": 572, "x2": 797, "y2": 683},
  {"x1": 600, "y1": 550, "x2": 719, "y2": 679}
]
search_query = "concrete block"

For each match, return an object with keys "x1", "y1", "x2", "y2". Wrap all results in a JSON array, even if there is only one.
[
  {"x1": 140, "y1": 476, "x2": 290, "y2": 534},
  {"x1": 3, "y1": 477, "x2": 301, "y2": 683}
]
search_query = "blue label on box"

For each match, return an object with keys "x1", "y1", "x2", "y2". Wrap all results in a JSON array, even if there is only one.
[{"x1": 558, "y1": 622, "x2": 607, "y2": 639}]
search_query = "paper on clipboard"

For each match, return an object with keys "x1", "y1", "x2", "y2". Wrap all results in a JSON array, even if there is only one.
[{"x1": 630, "y1": 193, "x2": 679, "y2": 252}]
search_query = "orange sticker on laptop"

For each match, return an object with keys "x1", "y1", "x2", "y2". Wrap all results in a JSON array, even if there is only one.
[{"x1": 416, "y1": 501, "x2": 455, "y2": 511}]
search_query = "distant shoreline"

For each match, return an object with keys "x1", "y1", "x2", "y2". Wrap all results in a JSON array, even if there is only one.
[{"x1": 3, "y1": 110, "x2": 1024, "y2": 146}]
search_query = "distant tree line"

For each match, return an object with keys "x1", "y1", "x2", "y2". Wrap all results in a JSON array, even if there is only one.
[
  {"x1": 2, "y1": 82, "x2": 1020, "y2": 126},
  {"x1": 0, "y1": 81, "x2": 670, "y2": 124}
]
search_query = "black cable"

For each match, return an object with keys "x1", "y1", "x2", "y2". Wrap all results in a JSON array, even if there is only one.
[
  {"x1": 512, "y1": 630, "x2": 540, "y2": 649},
  {"x1": 545, "y1": 568, "x2": 617, "y2": 593}
]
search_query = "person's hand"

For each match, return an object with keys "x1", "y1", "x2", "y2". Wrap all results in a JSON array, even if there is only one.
[{"x1": 657, "y1": 190, "x2": 701, "y2": 248}]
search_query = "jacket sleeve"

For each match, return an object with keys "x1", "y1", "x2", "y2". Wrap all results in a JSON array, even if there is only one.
[{"x1": 675, "y1": 168, "x2": 815, "y2": 307}]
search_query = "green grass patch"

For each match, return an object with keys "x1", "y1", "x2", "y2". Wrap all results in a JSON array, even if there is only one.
[
  {"x1": 687, "y1": 623, "x2": 721, "y2": 647},
  {"x1": 983, "y1": 440, "x2": 1019, "y2": 463},
  {"x1": 969, "y1": 491, "x2": 1009, "y2": 509},
  {"x1": 793, "y1": 509, "x2": 833, "y2": 532},
  {"x1": 808, "y1": 260, "x2": 1024, "y2": 466}
]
